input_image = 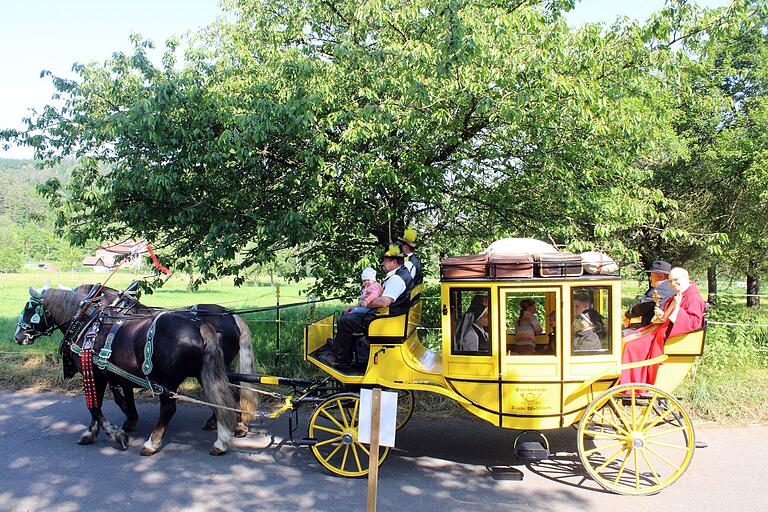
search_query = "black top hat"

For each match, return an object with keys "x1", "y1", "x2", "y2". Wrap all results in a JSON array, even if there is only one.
[{"x1": 645, "y1": 260, "x2": 672, "y2": 275}]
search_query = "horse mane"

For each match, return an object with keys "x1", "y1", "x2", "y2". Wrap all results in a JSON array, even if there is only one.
[{"x1": 43, "y1": 288, "x2": 86, "y2": 323}]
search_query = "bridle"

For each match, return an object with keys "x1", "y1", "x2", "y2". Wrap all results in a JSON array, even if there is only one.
[{"x1": 17, "y1": 296, "x2": 57, "y2": 339}]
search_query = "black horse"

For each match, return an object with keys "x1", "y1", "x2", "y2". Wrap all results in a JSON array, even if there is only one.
[
  {"x1": 71, "y1": 284, "x2": 256, "y2": 435},
  {"x1": 14, "y1": 286, "x2": 243, "y2": 456}
]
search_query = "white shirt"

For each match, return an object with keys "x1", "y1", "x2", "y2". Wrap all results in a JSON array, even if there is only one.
[{"x1": 381, "y1": 267, "x2": 407, "y2": 301}]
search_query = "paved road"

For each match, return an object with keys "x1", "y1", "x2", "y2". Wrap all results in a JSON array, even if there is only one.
[{"x1": 0, "y1": 391, "x2": 765, "y2": 512}]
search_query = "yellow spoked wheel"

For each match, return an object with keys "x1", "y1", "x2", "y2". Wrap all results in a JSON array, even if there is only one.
[
  {"x1": 577, "y1": 384, "x2": 695, "y2": 496},
  {"x1": 394, "y1": 389, "x2": 414, "y2": 430},
  {"x1": 308, "y1": 393, "x2": 390, "y2": 477}
]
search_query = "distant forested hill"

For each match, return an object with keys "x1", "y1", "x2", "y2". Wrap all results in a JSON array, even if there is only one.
[
  {"x1": 0, "y1": 158, "x2": 87, "y2": 271},
  {"x1": 0, "y1": 158, "x2": 75, "y2": 184},
  {"x1": 0, "y1": 158, "x2": 74, "y2": 221}
]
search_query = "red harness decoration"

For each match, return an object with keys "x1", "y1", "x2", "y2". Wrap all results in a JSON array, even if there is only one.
[
  {"x1": 80, "y1": 322, "x2": 101, "y2": 409},
  {"x1": 80, "y1": 349, "x2": 98, "y2": 408}
]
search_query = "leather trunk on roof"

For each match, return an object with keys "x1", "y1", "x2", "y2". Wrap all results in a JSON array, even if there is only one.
[
  {"x1": 488, "y1": 254, "x2": 534, "y2": 278},
  {"x1": 536, "y1": 253, "x2": 583, "y2": 277},
  {"x1": 440, "y1": 253, "x2": 489, "y2": 279}
]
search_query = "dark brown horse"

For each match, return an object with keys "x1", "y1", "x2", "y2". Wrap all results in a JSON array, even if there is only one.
[
  {"x1": 14, "y1": 286, "x2": 242, "y2": 456},
  {"x1": 71, "y1": 284, "x2": 256, "y2": 434}
]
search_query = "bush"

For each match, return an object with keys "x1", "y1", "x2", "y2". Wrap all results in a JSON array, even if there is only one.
[
  {"x1": 677, "y1": 301, "x2": 768, "y2": 423},
  {"x1": 0, "y1": 247, "x2": 21, "y2": 272}
]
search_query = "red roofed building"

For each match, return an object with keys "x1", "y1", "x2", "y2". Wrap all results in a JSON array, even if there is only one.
[{"x1": 82, "y1": 240, "x2": 147, "y2": 271}]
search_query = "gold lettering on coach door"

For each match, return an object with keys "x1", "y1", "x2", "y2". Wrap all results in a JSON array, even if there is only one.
[{"x1": 509, "y1": 386, "x2": 553, "y2": 412}]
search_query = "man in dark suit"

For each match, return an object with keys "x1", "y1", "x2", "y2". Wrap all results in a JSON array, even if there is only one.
[
  {"x1": 397, "y1": 227, "x2": 423, "y2": 286},
  {"x1": 625, "y1": 260, "x2": 675, "y2": 330}
]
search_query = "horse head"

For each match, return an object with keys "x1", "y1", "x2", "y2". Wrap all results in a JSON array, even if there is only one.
[
  {"x1": 14, "y1": 285, "x2": 77, "y2": 345},
  {"x1": 15, "y1": 287, "x2": 53, "y2": 345}
]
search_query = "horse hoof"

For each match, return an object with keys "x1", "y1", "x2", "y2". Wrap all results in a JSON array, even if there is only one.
[
  {"x1": 235, "y1": 423, "x2": 248, "y2": 438},
  {"x1": 78, "y1": 435, "x2": 95, "y2": 445},
  {"x1": 140, "y1": 447, "x2": 156, "y2": 456},
  {"x1": 209, "y1": 447, "x2": 227, "y2": 456},
  {"x1": 115, "y1": 431, "x2": 130, "y2": 451}
]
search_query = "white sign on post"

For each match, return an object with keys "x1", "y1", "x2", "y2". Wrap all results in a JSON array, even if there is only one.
[{"x1": 358, "y1": 388, "x2": 398, "y2": 447}]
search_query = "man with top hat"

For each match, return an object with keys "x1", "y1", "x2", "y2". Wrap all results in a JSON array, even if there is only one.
[
  {"x1": 330, "y1": 244, "x2": 414, "y2": 369},
  {"x1": 398, "y1": 227, "x2": 423, "y2": 286},
  {"x1": 624, "y1": 260, "x2": 675, "y2": 331}
]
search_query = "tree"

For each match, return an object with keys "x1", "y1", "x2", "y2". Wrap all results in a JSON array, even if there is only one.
[
  {"x1": 1, "y1": 0, "x2": 735, "y2": 294},
  {"x1": 652, "y1": 0, "x2": 768, "y2": 307}
]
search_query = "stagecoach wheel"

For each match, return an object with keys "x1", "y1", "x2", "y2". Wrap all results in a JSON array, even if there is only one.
[
  {"x1": 394, "y1": 389, "x2": 414, "y2": 430},
  {"x1": 308, "y1": 393, "x2": 390, "y2": 478},
  {"x1": 577, "y1": 384, "x2": 695, "y2": 496}
]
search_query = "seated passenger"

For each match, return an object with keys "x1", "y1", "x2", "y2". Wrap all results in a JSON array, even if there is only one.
[
  {"x1": 620, "y1": 267, "x2": 706, "y2": 385},
  {"x1": 345, "y1": 267, "x2": 383, "y2": 315},
  {"x1": 331, "y1": 244, "x2": 413, "y2": 369},
  {"x1": 453, "y1": 295, "x2": 489, "y2": 353},
  {"x1": 512, "y1": 299, "x2": 542, "y2": 354},
  {"x1": 624, "y1": 260, "x2": 674, "y2": 333},
  {"x1": 573, "y1": 308, "x2": 604, "y2": 352}
]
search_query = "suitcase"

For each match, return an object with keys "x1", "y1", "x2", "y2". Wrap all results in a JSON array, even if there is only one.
[
  {"x1": 440, "y1": 253, "x2": 489, "y2": 279},
  {"x1": 489, "y1": 254, "x2": 534, "y2": 278},
  {"x1": 536, "y1": 253, "x2": 583, "y2": 277}
]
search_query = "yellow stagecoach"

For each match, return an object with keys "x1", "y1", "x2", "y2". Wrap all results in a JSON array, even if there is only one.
[{"x1": 295, "y1": 249, "x2": 706, "y2": 496}]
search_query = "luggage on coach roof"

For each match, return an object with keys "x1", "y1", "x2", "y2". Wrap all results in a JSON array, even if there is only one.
[
  {"x1": 536, "y1": 253, "x2": 583, "y2": 278},
  {"x1": 440, "y1": 253, "x2": 489, "y2": 279},
  {"x1": 488, "y1": 254, "x2": 534, "y2": 278}
]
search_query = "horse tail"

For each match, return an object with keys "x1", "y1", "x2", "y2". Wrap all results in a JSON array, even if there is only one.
[
  {"x1": 199, "y1": 322, "x2": 237, "y2": 452},
  {"x1": 233, "y1": 314, "x2": 258, "y2": 423}
]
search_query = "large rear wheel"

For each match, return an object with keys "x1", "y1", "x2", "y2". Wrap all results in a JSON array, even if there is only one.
[
  {"x1": 577, "y1": 384, "x2": 695, "y2": 496},
  {"x1": 308, "y1": 393, "x2": 390, "y2": 477}
]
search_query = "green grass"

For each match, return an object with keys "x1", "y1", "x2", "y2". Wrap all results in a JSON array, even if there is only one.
[
  {"x1": 3, "y1": 271, "x2": 768, "y2": 425},
  {"x1": 0, "y1": 270, "x2": 338, "y2": 388}
]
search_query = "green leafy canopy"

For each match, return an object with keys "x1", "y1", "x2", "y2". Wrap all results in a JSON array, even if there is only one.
[{"x1": 0, "y1": 0, "x2": 742, "y2": 293}]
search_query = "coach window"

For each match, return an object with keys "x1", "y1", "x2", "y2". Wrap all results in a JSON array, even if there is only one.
[
  {"x1": 450, "y1": 288, "x2": 491, "y2": 356},
  {"x1": 571, "y1": 286, "x2": 612, "y2": 354}
]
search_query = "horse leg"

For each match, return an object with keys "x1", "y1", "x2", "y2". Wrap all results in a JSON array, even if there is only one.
[
  {"x1": 78, "y1": 370, "x2": 107, "y2": 445},
  {"x1": 140, "y1": 394, "x2": 176, "y2": 456},
  {"x1": 229, "y1": 386, "x2": 249, "y2": 437},
  {"x1": 92, "y1": 376, "x2": 129, "y2": 450},
  {"x1": 78, "y1": 375, "x2": 127, "y2": 448},
  {"x1": 202, "y1": 404, "x2": 247, "y2": 438},
  {"x1": 111, "y1": 384, "x2": 139, "y2": 432},
  {"x1": 78, "y1": 408, "x2": 102, "y2": 445},
  {"x1": 202, "y1": 410, "x2": 224, "y2": 431}
]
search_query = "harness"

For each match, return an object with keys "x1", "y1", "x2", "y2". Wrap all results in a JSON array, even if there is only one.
[
  {"x1": 142, "y1": 311, "x2": 169, "y2": 376},
  {"x1": 46, "y1": 289, "x2": 170, "y2": 399},
  {"x1": 66, "y1": 309, "x2": 168, "y2": 396}
]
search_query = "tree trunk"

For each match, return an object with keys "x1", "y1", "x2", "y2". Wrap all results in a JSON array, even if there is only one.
[
  {"x1": 746, "y1": 273, "x2": 760, "y2": 309},
  {"x1": 707, "y1": 266, "x2": 717, "y2": 305}
]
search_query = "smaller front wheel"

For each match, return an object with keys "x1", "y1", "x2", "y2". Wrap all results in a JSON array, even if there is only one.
[
  {"x1": 394, "y1": 389, "x2": 415, "y2": 430},
  {"x1": 577, "y1": 384, "x2": 695, "y2": 496},
  {"x1": 308, "y1": 393, "x2": 390, "y2": 477}
]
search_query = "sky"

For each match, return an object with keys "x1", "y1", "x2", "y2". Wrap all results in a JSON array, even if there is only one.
[{"x1": 0, "y1": 0, "x2": 730, "y2": 159}]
